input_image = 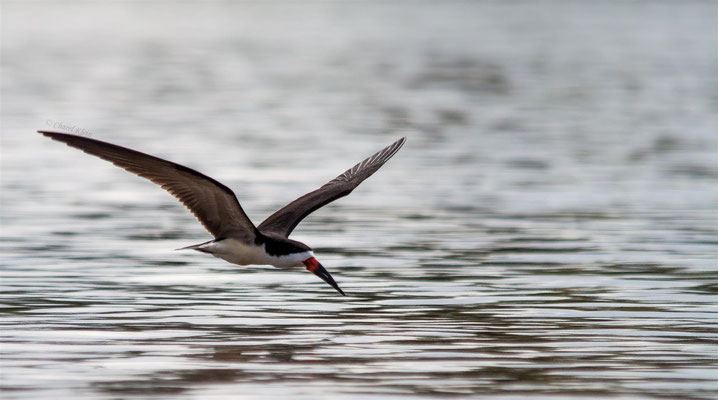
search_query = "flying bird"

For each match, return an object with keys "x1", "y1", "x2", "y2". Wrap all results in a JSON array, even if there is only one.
[{"x1": 39, "y1": 131, "x2": 406, "y2": 296}]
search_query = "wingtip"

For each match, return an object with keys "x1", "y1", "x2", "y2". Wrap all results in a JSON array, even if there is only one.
[
  {"x1": 39, "y1": 130, "x2": 77, "y2": 136},
  {"x1": 38, "y1": 130, "x2": 62, "y2": 138}
]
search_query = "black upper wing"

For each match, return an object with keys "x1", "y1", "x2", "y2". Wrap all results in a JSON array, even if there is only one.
[
  {"x1": 39, "y1": 131, "x2": 257, "y2": 241},
  {"x1": 258, "y1": 137, "x2": 406, "y2": 237}
]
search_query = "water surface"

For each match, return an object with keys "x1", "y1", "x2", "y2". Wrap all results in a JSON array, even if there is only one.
[{"x1": 2, "y1": 2, "x2": 717, "y2": 399}]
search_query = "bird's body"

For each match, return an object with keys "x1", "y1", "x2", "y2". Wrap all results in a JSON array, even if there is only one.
[
  {"x1": 189, "y1": 237, "x2": 313, "y2": 268},
  {"x1": 39, "y1": 130, "x2": 406, "y2": 296}
]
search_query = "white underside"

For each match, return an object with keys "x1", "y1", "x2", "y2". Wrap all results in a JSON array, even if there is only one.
[{"x1": 199, "y1": 238, "x2": 313, "y2": 269}]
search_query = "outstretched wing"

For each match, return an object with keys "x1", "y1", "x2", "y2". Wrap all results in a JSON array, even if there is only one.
[
  {"x1": 39, "y1": 131, "x2": 257, "y2": 241},
  {"x1": 258, "y1": 137, "x2": 406, "y2": 237}
]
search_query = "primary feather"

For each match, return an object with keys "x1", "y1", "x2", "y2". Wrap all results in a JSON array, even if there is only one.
[{"x1": 258, "y1": 137, "x2": 406, "y2": 237}]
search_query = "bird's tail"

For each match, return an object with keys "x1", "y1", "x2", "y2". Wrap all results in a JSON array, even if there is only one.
[{"x1": 175, "y1": 239, "x2": 214, "y2": 252}]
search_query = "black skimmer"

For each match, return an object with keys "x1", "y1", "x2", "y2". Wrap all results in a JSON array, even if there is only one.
[{"x1": 39, "y1": 131, "x2": 406, "y2": 296}]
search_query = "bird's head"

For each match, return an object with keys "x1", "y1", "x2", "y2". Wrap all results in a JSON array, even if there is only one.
[
  {"x1": 262, "y1": 234, "x2": 346, "y2": 296},
  {"x1": 302, "y1": 256, "x2": 345, "y2": 296}
]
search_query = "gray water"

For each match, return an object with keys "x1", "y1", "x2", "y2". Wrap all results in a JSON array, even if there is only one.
[{"x1": 2, "y1": 2, "x2": 717, "y2": 399}]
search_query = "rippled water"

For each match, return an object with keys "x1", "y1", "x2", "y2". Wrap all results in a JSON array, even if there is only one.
[{"x1": 2, "y1": 2, "x2": 717, "y2": 399}]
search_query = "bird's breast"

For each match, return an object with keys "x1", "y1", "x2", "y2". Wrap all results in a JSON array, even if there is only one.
[{"x1": 203, "y1": 238, "x2": 311, "y2": 268}]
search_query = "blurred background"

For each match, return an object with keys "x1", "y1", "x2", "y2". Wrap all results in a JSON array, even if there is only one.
[{"x1": 2, "y1": 2, "x2": 717, "y2": 399}]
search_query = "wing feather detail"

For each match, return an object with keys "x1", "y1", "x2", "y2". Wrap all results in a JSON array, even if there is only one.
[
  {"x1": 258, "y1": 137, "x2": 406, "y2": 237},
  {"x1": 39, "y1": 131, "x2": 257, "y2": 241}
]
